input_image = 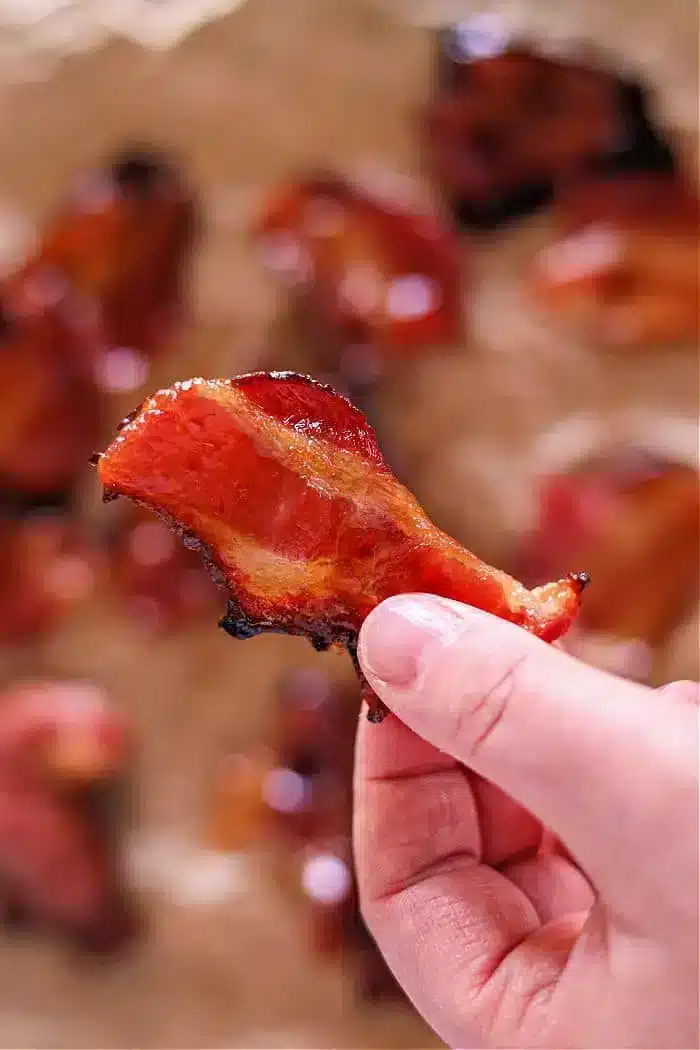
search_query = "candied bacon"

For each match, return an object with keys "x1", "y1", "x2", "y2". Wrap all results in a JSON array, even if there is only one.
[
  {"x1": 0, "y1": 274, "x2": 103, "y2": 507},
  {"x1": 204, "y1": 749, "x2": 272, "y2": 852},
  {"x1": 0, "y1": 515, "x2": 100, "y2": 644},
  {"x1": 575, "y1": 466, "x2": 699, "y2": 646},
  {"x1": 423, "y1": 20, "x2": 676, "y2": 229},
  {"x1": 96, "y1": 372, "x2": 587, "y2": 722},
  {"x1": 264, "y1": 669, "x2": 354, "y2": 841},
  {"x1": 0, "y1": 682, "x2": 136, "y2": 950},
  {"x1": 106, "y1": 503, "x2": 219, "y2": 634},
  {"x1": 274, "y1": 671, "x2": 401, "y2": 999},
  {"x1": 515, "y1": 452, "x2": 700, "y2": 677},
  {"x1": 531, "y1": 174, "x2": 700, "y2": 348},
  {"x1": 22, "y1": 147, "x2": 196, "y2": 362},
  {"x1": 253, "y1": 172, "x2": 463, "y2": 363}
]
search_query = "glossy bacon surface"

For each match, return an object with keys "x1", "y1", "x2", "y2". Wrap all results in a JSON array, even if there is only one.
[
  {"x1": 0, "y1": 515, "x2": 100, "y2": 644},
  {"x1": 98, "y1": 373, "x2": 586, "y2": 719},
  {"x1": 0, "y1": 275, "x2": 103, "y2": 503},
  {"x1": 423, "y1": 20, "x2": 675, "y2": 229},
  {"x1": 253, "y1": 172, "x2": 463, "y2": 357},
  {"x1": 518, "y1": 454, "x2": 700, "y2": 650},
  {"x1": 532, "y1": 175, "x2": 699, "y2": 347},
  {"x1": 107, "y1": 503, "x2": 219, "y2": 634},
  {"x1": 23, "y1": 148, "x2": 196, "y2": 359},
  {"x1": 0, "y1": 682, "x2": 135, "y2": 950}
]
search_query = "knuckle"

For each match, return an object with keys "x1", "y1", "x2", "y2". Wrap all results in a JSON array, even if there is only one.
[
  {"x1": 357, "y1": 772, "x2": 477, "y2": 906},
  {"x1": 658, "y1": 680, "x2": 700, "y2": 707}
]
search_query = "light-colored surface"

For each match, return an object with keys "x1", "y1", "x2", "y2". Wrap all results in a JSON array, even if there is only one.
[{"x1": 0, "y1": 1, "x2": 697, "y2": 1047}]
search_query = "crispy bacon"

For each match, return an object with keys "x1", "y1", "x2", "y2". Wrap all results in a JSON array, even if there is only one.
[
  {"x1": 0, "y1": 515, "x2": 100, "y2": 644},
  {"x1": 531, "y1": 174, "x2": 700, "y2": 347},
  {"x1": 22, "y1": 147, "x2": 196, "y2": 360},
  {"x1": 0, "y1": 274, "x2": 103, "y2": 504},
  {"x1": 423, "y1": 20, "x2": 676, "y2": 229},
  {"x1": 0, "y1": 682, "x2": 136, "y2": 950},
  {"x1": 253, "y1": 172, "x2": 463, "y2": 361},
  {"x1": 97, "y1": 372, "x2": 587, "y2": 721},
  {"x1": 106, "y1": 503, "x2": 219, "y2": 634},
  {"x1": 268, "y1": 668, "x2": 400, "y2": 998},
  {"x1": 517, "y1": 453, "x2": 700, "y2": 652}
]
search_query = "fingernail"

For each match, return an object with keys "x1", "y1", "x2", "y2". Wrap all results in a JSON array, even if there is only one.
[{"x1": 358, "y1": 595, "x2": 462, "y2": 687}]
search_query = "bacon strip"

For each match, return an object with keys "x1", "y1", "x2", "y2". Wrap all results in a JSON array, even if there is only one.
[
  {"x1": 0, "y1": 273, "x2": 103, "y2": 502},
  {"x1": 0, "y1": 683, "x2": 135, "y2": 950},
  {"x1": 97, "y1": 372, "x2": 587, "y2": 720},
  {"x1": 531, "y1": 175, "x2": 700, "y2": 348},
  {"x1": 21, "y1": 147, "x2": 196, "y2": 359},
  {"x1": 253, "y1": 171, "x2": 463, "y2": 358}
]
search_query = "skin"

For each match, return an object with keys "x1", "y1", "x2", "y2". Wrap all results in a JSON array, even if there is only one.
[{"x1": 353, "y1": 594, "x2": 699, "y2": 1049}]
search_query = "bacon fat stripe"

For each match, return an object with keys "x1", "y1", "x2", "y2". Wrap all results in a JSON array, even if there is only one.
[{"x1": 98, "y1": 373, "x2": 587, "y2": 718}]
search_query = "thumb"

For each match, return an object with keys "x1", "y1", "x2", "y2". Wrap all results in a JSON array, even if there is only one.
[{"x1": 358, "y1": 594, "x2": 697, "y2": 910}]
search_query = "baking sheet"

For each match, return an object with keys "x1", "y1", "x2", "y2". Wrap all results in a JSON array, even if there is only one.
[{"x1": 0, "y1": 1, "x2": 696, "y2": 1046}]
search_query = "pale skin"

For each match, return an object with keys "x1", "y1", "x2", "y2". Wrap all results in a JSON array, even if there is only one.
[{"x1": 353, "y1": 594, "x2": 699, "y2": 1049}]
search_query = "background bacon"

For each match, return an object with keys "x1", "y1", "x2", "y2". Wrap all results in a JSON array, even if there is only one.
[
  {"x1": 253, "y1": 172, "x2": 463, "y2": 360},
  {"x1": 0, "y1": 274, "x2": 102, "y2": 503},
  {"x1": 0, "y1": 683, "x2": 136, "y2": 950},
  {"x1": 531, "y1": 174, "x2": 699, "y2": 348},
  {"x1": 423, "y1": 21, "x2": 676, "y2": 229},
  {"x1": 23, "y1": 147, "x2": 196, "y2": 361}
]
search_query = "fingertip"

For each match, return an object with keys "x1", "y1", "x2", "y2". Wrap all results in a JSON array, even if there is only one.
[
  {"x1": 355, "y1": 705, "x2": 456, "y2": 784},
  {"x1": 358, "y1": 593, "x2": 483, "y2": 692},
  {"x1": 358, "y1": 594, "x2": 543, "y2": 752}
]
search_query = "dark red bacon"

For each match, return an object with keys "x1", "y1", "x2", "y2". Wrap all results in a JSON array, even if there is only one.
[
  {"x1": 22, "y1": 147, "x2": 196, "y2": 361},
  {"x1": 0, "y1": 682, "x2": 136, "y2": 950},
  {"x1": 97, "y1": 372, "x2": 587, "y2": 721},
  {"x1": 106, "y1": 503, "x2": 219, "y2": 634},
  {"x1": 0, "y1": 273, "x2": 102, "y2": 506},
  {"x1": 0, "y1": 515, "x2": 100, "y2": 644},
  {"x1": 517, "y1": 453, "x2": 700, "y2": 653},
  {"x1": 423, "y1": 19, "x2": 676, "y2": 229},
  {"x1": 253, "y1": 172, "x2": 463, "y2": 360},
  {"x1": 531, "y1": 174, "x2": 700, "y2": 348}
]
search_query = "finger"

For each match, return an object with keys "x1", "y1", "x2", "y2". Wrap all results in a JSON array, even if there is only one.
[
  {"x1": 359, "y1": 701, "x2": 542, "y2": 867},
  {"x1": 358, "y1": 594, "x2": 697, "y2": 920},
  {"x1": 355, "y1": 713, "x2": 554, "y2": 1049},
  {"x1": 502, "y1": 852, "x2": 594, "y2": 923},
  {"x1": 469, "y1": 773, "x2": 542, "y2": 867},
  {"x1": 540, "y1": 829, "x2": 578, "y2": 866},
  {"x1": 355, "y1": 711, "x2": 542, "y2": 897},
  {"x1": 355, "y1": 710, "x2": 481, "y2": 904},
  {"x1": 658, "y1": 680, "x2": 700, "y2": 707}
]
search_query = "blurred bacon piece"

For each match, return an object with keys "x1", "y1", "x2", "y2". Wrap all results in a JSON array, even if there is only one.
[
  {"x1": 532, "y1": 175, "x2": 699, "y2": 347},
  {"x1": 0, "y1": 273, "x2": 102, "y2": 507},
  {"x1": 107, "y1": 503, "x2": 219, "y2": 634},
  {"x1": 423, "y1": 19, "x2": 676, "y2": 229},
  {"x1": 203, "y1": 671, "x2": 352, "y2": 853},
  {"x1": 23, "y1": 147, "x2": 196, "y2": 367},
  {"x1": 271, "y1": 669, "x2": 401, "y2": 1000},
  {"x1": 253, "y1": 171, "x2": 463, "y2": 366},
  {"x1": 0, "y1": 146, "x2": 195, "y2": 514},
  {"x1": 265, "y1": 669, "x2": 353, "y2": 842},
  {"x1": 0, "y1": 681, "x2": 136, "y2": 951},
  {"x1": 97, "y1": 372, "x2": 586, "y2": 720},
  {"x1": 0, "y1": 514, "x2": 101, "y2": 644},
  {"x1": 517, "y1": 451, "x2": 700, "y2": 678},
  {"x1": 204, "y1": 749, "x2": 273, "y2": 853}
]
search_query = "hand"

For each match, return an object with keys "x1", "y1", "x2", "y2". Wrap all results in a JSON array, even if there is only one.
[{"x1": 353, "y1": 594, "x2": 699, "y2": 1049}]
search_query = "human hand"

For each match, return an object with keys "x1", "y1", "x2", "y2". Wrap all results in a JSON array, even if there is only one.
[{"x1": 353, "y1": 595, "x2": 699, "y2": 1049}]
